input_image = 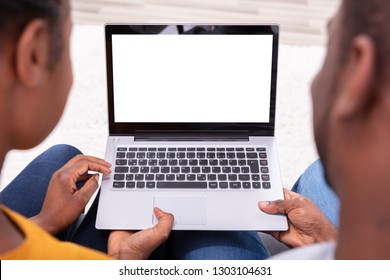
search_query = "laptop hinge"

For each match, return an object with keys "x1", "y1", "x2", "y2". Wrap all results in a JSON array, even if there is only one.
[{"x1": 134, "y1": 131, "x2": 250, "y2": 142}]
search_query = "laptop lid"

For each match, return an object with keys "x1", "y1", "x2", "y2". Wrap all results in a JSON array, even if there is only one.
[{"x1": 105, "y1": 24, "x2": 279, "y2": 138}]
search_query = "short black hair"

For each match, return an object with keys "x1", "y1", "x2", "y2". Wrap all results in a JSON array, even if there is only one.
[
  {"x1": 342, "y1": 0, "x2": 390, "y2": 84},
  {"x1": 0, "y1": 0, "x2": 69, "y2": 69}
]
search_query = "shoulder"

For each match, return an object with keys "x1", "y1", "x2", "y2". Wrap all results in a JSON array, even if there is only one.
[
  {"x1": 0, "y1": 206, "x2": 111, "y2": 260},
  {"x1": 270, "y1": 242, "x2": 336, "y2": 260}
]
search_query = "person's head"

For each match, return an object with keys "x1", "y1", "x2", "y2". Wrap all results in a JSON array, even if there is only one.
[
  {"x1": 0, "y1": 0, "x2": 72, "y2": 150},
  {"x1": 311, "y1": 0, "x2": 390, "y2": 194}
]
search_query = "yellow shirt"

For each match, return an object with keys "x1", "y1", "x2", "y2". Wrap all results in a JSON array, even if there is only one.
[{"x1": 0, "y1": 206, "x2": 111, "y2": 260}]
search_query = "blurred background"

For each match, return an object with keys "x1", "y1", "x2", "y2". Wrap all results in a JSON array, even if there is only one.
[{"x1": 71, "y1": 0, "x2": 340, "y2": 45}]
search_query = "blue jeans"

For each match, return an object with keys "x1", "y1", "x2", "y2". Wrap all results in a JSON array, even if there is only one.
[{"x1": 0, "y1": 145, "x2": 269, "y2": 260}]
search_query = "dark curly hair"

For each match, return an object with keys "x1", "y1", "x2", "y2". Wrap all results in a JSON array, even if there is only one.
[{"x1": 0, "y1": 0, "x2": 70, "y2": 69}]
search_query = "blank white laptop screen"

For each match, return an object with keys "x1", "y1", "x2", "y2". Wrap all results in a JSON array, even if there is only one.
[{"x1": 112, "y1": 34, "x2": 273, "y2": 123}]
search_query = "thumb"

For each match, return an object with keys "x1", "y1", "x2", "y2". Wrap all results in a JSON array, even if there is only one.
[
  {"x1": 75, "y1": 174, "x2": 100, "y2": 206},
  {"x1": 152, "y1": 207, "x2": 174, "y2": 243},
  {"x1": 259, "y1": 199, "x2": 295, "y2": 215}
]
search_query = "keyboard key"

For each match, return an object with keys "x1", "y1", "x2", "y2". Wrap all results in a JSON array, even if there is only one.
[
  {"x1": 171, "y1": 167, "x2": 180, "y2": 173},
  {"x1": 232, "y1": 167, "x2": 240, "y2": 174},
  {"x1": 116, "y1": 159, "x2": 127, "y2": 166},
  {"x1": 114, "y1": 174, "x2": 125, "y2": 180},
  {"x1": 147, "y1": 182, "x2": 156, "y2": 189},
  {"x1": 116, "y1": 152, "x2": 126, "y2": 158},
  {"x1": 179, "y1": 160, "x2": 188, "y2": 166},
  {"x1": 229, "y1": 160, "x2": 238, "y2": 166},
  {"x1": 137, "y1": 182, "x2": 145, "y2": 188},
  {"x1": 168, "y1": 159, "x2": 178, "y2": 166},
  {"x1": 246, "y1": 148, "x2": 255, "y2": 152},
  {"x1": 140, "y1": 167, "x2": 149, "y2": 173},
  {"x1": 227, "y1": 153, "x2": 236, "y2": 159},
  {"x1": 218, "y1": 174, "x2": 227, "y2": 181},
  {"x1": 181, "y1": 167, "x2": 190, "y2": 173},
  {"x1": 226, "y1": 148, "x2": 235, "y2": 152},
  {"x1": 243, "y1": 182, "x2": 251, "y2": 189},
  {"x1": 157, "y1": 182, "x2": 207, "y2": 189},
  {"x1": 126, "y1": 182, "x2": 135, "y2": 188},
  {"x1": 236, "y1": 148, "x2": 244, "y2": 152},
  {"x1": 151, "y1": 167, "x2": 160, "y2": 173},
  {"x1": 166, "y1": 174, "x2": 175, "y2": 181},
  {"x1": 187, "y1": 153, "x2": 196, "y2": 158},
  {"x1": 136, "y1": 152, "x2": 146, "y2": 158},
  {"x1": 257, "y1": 148, "x2": 266, "y2": 152},
  {"x1": 156, "y1": 174, "x2": 165, "y2": 181},
  {"x1": 128, "y1": 148, "x2": 137, "y2": 152},
  {"x1": 219, "y1": 160, "x2": 229, "y2": 166},
  {"x1": 248, "y1": 160, "x2": 259, "y2": 173},
  {"x1": 177, "y1": 153, "x2": 186, "y2": 158},
  {"x1": 128, "y1": 159, "x2": 138, "y2": 166},
  {"x1": 228, "y1": 174, "x2": 237, "y2": 181},
  {"x1": 176, "y1": 174, "x2": 186, "y2": 181},
  {"x1": 238, "y1": 160, "x2": 247, "y2": 166},
  {"x1": 246, "y1": 153, "x2": 258, "y2": 159},
  {"x1": 222, "y1": 167, "x2": 231, "y2": 173},
  {"x1": 161, "y1": 167, "x2": 170, "y2": 173},
  {"x1": 178, "y1": 148, "x2": 187, "y2": 151},
  {"x1": 187, "y1": 148, "x2": 196, "y2": 151},
  {"x1": 237, "y1": 153, "x2": 245, "y2": 159},
  {"x1": 168, "y1": 148, "x2": 176, "y2": 152},
  {"x1": 130, "y1": 167, "x2": 139, "y2": 173},
  {"x1": 230, "y1": 182, "x2": 241, "y2": 189},
  {"x1": 139, "y1": 148, "x2": 147, "y2": 151},
  {"x1": 197, "y1": 153, "x2": 206, "y2": 158},
  {"x1": 158, "y1": 148, "x2": 166, "y2": 151},
  {"x1": 147, "y1": 153, "x2": 156, "y2": 158},
  {"x1": 145, "y1": 174, "x2": 154, "y2": 181},
  {"x1": 159, "y1": 160, "x2": 168, "y2": 166},
  {"x1": 262, "y1": 175, "x2": 270, "y2": 181},
  {"x1": 167, "y1": 153, "x2": 175, "y2": 158},
  {"x1": 113, "y1": 182, "x2": 125, "y2": 188},
  {"x1": 259, "y1": 153, "x2": 267, "y2": 159},
  {"x1": 217, "y1": 148, "x2": 225, "y2": 151},
  {"x1": 253, "y1": 182, "x2": 261, "y2": 189},
  {"x1": 207, "y1": 148, "x2": 215, "y2": 151},
  {"x1": 239, "y1": 175, "x2": 250, "y2": 181},
  {"x1": 208, "y1": 174, "x2": 217, "y2": 181},
  {"x1": 126, "y1": 152, "x2": 136, "y2": 158},
  {"x1": 187, "y1": 174, "x2": 196, "y2": 181},
  {"x1": 115, "y1": 167, "x2": 129, "y2": 173},
  {"x1": 126, "y1": 174, "x2": 134, "y2": 181},
  {"x1": 139, "y1": 159, "x2": 148, "y2": 166},
  {"x1": 149, "y1": 160, "x2": 158, "y2": 166},
  {"x1": 262, "y1": 182, "x2": 271, "y2": 189},
  {"x1": 219, "y1": 182, "x2": 228, "y2": 189},
  {"x1": 199, "y1": 160, "x2": 208, "y2": 166},
  {"x1": 207, "y1": 153, "x2": 216, "y2": 159},
  {"x1": 241, "y1": 167, "x2": 250, "y2": 174},
  {"x1": 252, "y1": 174, "x2": 260, "y2": 181},
  {"x1": 192, "y1": 167, "x2": 201, "y2": 173},
  {"x1": 209, "y1": 160, "x2": 218, "y2": 166},
  {"x1": 197, "y1": 174, "x2": 207, "y2": 181},
  {"x1": 217, "y1": 153, "x2": 226, "y2": 159},
  {"x1": 117, "y1": 147, "x2": 127, "y2": 151},
  {"x1": 202, "y1": 167, "x2": 211, "y2": 173},
  {"x1": 212, "y1": 167, "x2": 221, "y2": 173},
  {"x1": 209, "y1": 182, "x2": 218, "y2": 189},
  {"x1": 197, "y1": 148, "x2": 206, "y2": 151},
  {"x1": 261, "y1": 167, "x2": 269, "y2": 173},
  {"x1": 260, "y1": 160, "x2": 268, "y2": 166},
  {"x1": 189, "y1": 160, "x2": 198, "y2": 166},
  {"x1": 135, "y1": 174, "x2": 144, "y2": 181},
  {"x1": 148, "y1": 148, "x2": 156, "y2": 151}
]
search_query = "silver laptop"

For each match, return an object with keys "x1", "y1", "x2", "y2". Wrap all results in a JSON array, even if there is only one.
[{"x1": 96, "y1": 24, "x2": 288, "y2": 231}]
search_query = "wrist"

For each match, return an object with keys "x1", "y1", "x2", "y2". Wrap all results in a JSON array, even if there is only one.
[
  {"x1": 315, "y1": 223, "x2": 338, "y2": 243},
  {"x1": 29, "y1": 214, "x2": 58, "y2": 235}
]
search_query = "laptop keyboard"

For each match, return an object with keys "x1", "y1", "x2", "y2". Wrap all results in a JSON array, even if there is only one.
[{"x1": 112, "y1": 147, "x2": 271, "y2": 190}]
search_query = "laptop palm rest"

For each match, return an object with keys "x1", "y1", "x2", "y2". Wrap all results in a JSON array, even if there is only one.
[{"x1": 153, "y1": 196, "x2": 207, "y2": 226}]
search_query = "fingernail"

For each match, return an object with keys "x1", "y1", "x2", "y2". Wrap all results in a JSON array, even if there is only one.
[{"x1": 259, "y1": 201, "x2": 270, "y2": 207}]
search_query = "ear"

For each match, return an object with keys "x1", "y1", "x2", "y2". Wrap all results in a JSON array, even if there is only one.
[
  {"x1": 15, "y1": 19, "x2": 50, "y2": 88},
  {"x1": 334, "y1": 35, "x2": 376, "y2": 120}
]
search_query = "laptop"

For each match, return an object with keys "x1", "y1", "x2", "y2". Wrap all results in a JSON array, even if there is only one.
[{"x1": 96, "y1": 24, "x2": 288, "y2": 231}]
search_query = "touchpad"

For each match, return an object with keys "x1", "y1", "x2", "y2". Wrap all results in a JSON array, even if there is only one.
[{"x1": 153, "y1": 196, "x2": 207, "y2": 225}]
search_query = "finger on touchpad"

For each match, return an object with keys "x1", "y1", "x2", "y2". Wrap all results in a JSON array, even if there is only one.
[{"x1": 153, "y1": 196, "x2": 207, "y2": 225}]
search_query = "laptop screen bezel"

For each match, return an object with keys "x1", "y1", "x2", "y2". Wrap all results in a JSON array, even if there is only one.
[{"x1": 105, "y1": 24, "x2": 279, "y2": 137}]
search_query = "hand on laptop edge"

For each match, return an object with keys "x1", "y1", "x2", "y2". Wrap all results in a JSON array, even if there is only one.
[
  {"x1": 108, "y1": 207, "x2": 174, "y2": 260},
  {"x1": 259, "y1": 188, "x2": 338, "y2": 248},
  {"x1": 30, "y1": 155, "x2": 112, "y2": 235}
]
